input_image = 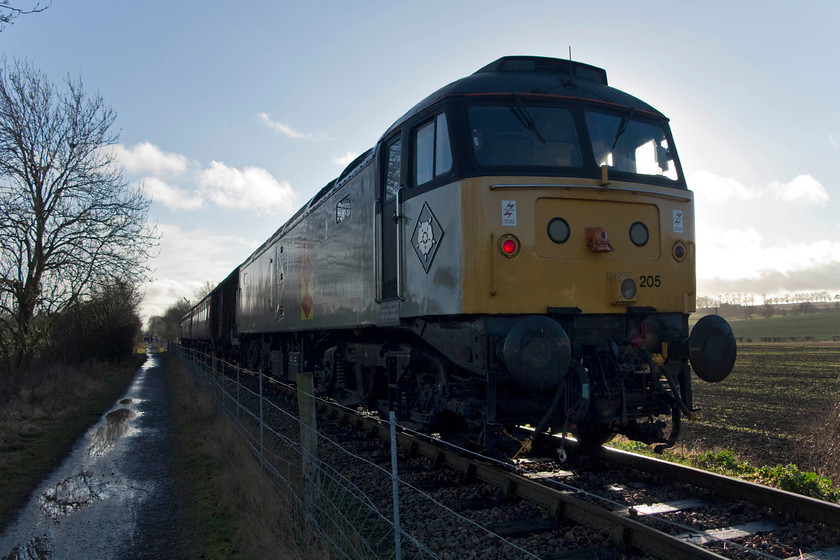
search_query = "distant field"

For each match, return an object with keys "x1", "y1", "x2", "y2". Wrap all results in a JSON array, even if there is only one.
[
  {"x1": 690, "y1": 310, "x2": 840, "y2": 342},
  {"x1": 680, "y1": 342, "x2": 840, "y2": 470}
]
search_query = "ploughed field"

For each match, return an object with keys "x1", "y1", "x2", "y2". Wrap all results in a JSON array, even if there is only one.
[{"x1": 677, "y1": 342, "x2": 840, "y2": 470}]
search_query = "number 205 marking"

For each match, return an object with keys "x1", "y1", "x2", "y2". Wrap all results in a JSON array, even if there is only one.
[{"x1": 639, "y1": 275, "x2": 662, "y2": 288}]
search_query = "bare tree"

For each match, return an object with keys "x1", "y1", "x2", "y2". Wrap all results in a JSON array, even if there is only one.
[
  {"x1": 43, "y1": 278, "x2": 143, "y2": 363},
  {"x1": 0, "y1": 1, "x2": 50, "y2": 31},
  {"x1": 0, "y1": 58, "x2": 157, "y2": 371},
  {"x1": 194, "y1": 280, "x2": 215, "y2": 301},
  {"x1": 146, "y1": 299, "x2": 190, "y2": 343}
]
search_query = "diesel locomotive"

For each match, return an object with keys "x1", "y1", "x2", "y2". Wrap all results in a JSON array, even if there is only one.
[{"x1": 181, "y1": 55, "x2": 736, "y2": 453}]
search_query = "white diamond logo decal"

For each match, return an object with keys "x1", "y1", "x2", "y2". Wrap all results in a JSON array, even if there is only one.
[{"x1": 411, "y1": 202, "x2": 444, "y2": 273}]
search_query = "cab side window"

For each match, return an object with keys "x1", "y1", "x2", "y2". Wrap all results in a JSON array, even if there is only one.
[
  {"x1": 413, "y1": 113, "x2": 452, "y2": 187},
  {"x1": 384, "y1": 137, "x2": 401, "y2": 201}
]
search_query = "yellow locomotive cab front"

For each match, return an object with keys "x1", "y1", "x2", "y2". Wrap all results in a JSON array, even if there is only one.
[{"x1": 460, "y1": 177, "x2": 697, "y2": 316}]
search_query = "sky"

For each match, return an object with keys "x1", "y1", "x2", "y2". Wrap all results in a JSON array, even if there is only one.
[{"x1": 3, "y1": 0, "x2": 839, "y2": 324}]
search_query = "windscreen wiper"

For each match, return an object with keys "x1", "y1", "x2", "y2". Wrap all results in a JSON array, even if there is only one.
[
  {"x1": 611, "y1": 107, "x2": 636, "y2": 150},
  {"x1": 509, "y1": 95, "x2": 546, "y2": 144}
]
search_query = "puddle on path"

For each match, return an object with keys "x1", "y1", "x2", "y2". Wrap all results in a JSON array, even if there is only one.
[
  {"x1": 2, "y1": 536, "x2": 52, "y2": 560},
  {"x1": 38, "y1": 471, "x2": 108, "y2": 520},
  {"x1": 87, "y1": 407, "x2": 137, "y2": 457},
  {"x1": 0, "y1": 352, "x2": 158, "y2": 559}
]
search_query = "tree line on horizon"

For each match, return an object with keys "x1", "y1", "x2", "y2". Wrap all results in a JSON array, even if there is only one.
[
  {"x1": 697, "y1": 299, "x2": 839, "y2": 321},
  {"x1": 698, "y1": 291, "x2": 840, "y2": 309}
]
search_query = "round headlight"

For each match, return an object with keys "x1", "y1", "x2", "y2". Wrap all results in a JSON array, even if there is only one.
[
  {"x1": 620, "y1": 278, "x2": 637, "y2": 300},
  {"x1": 629, "y1": 222, "x2": 649, "y2": 247},
  {"x1": 547, "y1": 217, "x2": 570, "y2": 244},
  {"x1": 672, "y1": 241, "x2": 687, "y2": 262}
]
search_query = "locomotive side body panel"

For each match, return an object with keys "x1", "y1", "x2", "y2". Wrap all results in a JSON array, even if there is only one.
[
  {"x1": 400, "y1": 181, "x2": 464, "y2": 317},
  {"x1": 238, "y1": 163, "x2": 378, "y2": 335},
  {"x1": 308, "y1": 165, "x2": 378, "y2": 328},
  {"x1": 238, "y1": 241, "x2": 281, "y2": 333}
]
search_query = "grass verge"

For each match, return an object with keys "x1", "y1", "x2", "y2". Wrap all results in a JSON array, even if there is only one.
[
  {"x1": 162, "y1": 349, "x2": 333, "y2": 559},
  {"x1": 0, "y1": 353, "x2": 145, "y2": 532},
  {"x1": 609, "y1": 440, "x2": 840, "y2": 502},
  {"x1": 605, "y1": 342, "x2": 840, "y2": 502},
  {"x1": 1, "y1": 348, "x2": 332, "y2": 558}
]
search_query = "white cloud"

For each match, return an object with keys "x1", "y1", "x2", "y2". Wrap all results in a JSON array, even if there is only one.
[
  {"x1": 830, "y1": 133, "x2": 839, "y2": 150},
  {"x1": 333, "y1": 151, "x2": 359, "y2": 167},
  {"x1": 112, "y1": 142, "x2": 190, "y2": 176},
  {"x1": 768, "y1": 174, "x2": 829, "y2": 206},
  {"x1": 199, "y1": 161, "x2": 298, "y2": 215},
  {"x1": 696, "y1": 223, "x2": 765, "y2": 280},
  {"x1": 143, "y1": 177, "x2": 204, "y2": 210},
  {"x1": 691, "y1": 171, "x2": 829, "y2": 207},
  {"x1": 696, "y1": 221, "x2": 840, "y2": 296},
  {"x1": 257, "y1": 112, "x2": 331, "y2": 141},
  {"x1": 688, "y1": 171, "x2": 759, "y2": 203},
  {"x1": 142, "y1": 223, "x2": 260, "y2": 323},
  {"x1": 692, "y1": 169, "x2": 839, "y2": 298},
  {"x1": 113, "y1": 142, "x2": 298, "y2": 215},
  {"x1": 698, "y1": 262, "x2": 840, "y2": 300}
]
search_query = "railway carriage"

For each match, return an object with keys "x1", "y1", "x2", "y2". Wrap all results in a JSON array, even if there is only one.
[
  {"x1": 180, "y1": 294, "x2": 210, "y2": 344},
  {"x1": 182, "y1": 56, "x2": 736, "y2": 453}
]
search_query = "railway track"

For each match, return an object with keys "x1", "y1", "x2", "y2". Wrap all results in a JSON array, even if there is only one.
[
  {"x1": 193, "y1": 354, "x2": 840, "y2": 560},
  {"x1": 331, "y1": 405, "x2": 840, "y2": 559}
]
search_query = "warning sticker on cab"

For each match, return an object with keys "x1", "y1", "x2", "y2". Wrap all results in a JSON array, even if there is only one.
[
  {"x1": 502, "y1": 200, "x2": 517, "y2": 226},
  {"x1": 673, "y1": 209, "x2": 683, "y2": 233}
]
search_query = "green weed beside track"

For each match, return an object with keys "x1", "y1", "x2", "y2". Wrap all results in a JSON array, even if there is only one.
[{"x1": 611, "y1": 340, "x2": 840, "y2": 501}]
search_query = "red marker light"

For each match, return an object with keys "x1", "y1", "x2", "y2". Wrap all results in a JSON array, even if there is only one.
[{"x1": 498, "y1": 234, "x2": 520, "y2": 257}]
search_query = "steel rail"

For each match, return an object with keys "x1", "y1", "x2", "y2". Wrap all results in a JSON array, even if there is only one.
[
  {"x1": 320, "y1": 402, "x2": 728, "y2": 560},
  {"x1": 601, "y1": 445, "x2": 840, "y2": 527}
]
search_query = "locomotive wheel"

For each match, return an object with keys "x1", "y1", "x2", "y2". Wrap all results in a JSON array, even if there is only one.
[
  {"x1": 430, "y1": 411, "x2": 471, "y2": 448},
  {"x1": 243, "y1": 340, "x2": 259, "y2": 370},
  {"x1": 574, "y1": 425, "x2": 616, "y2": 451}
]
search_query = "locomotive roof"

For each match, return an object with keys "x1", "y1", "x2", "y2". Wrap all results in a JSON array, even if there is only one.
[
  {"x1": 383, "y1": 55, "x2": 665, "y2": 137},
  {"x1": 240, "y1": 56, "x2": 668, "y2": 270}
]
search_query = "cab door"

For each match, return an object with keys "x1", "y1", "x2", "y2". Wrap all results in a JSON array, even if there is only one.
[{"x1": 379, "y1": 134, "x2": 402, "y2": 301}]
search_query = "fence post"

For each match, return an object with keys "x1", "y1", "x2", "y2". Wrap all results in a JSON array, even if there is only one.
[
  {"x1": 191, "y1": 348, "x2": 198, "y2": 386},
  {"x1": 390, "y1": 411, "x2": 402, "y2": 560},
  {"x1": 220, "y1": 358, "x2": 227, "y2": 414},
  {"x1": 236, "y1": 363, "x2": 241, "y2": 421},
  {"x1": 297, "y1": 371, "x2": 321, "y2": 523},
  {"x1": 213, "y1": 355, "x2": 220, "y2": 406},
  {"x1": 212, "y1": 353, "x2": 218, "y2": 405},
  {"x1": 259, "y1": 367, "x2": 265, "y2": 470}
]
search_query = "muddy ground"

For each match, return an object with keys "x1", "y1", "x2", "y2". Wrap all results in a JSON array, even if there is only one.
[
  {"x1": 676, "y1": 343, "x2": 840, "y2": 470},
  {"x1": 0, "y1": 352, "x2": 186, "y2": 560}
]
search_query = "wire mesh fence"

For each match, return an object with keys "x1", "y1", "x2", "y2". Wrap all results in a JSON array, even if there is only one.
[{"x1": 177, "y1": 346, "x2": 555, "y2": 560}]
